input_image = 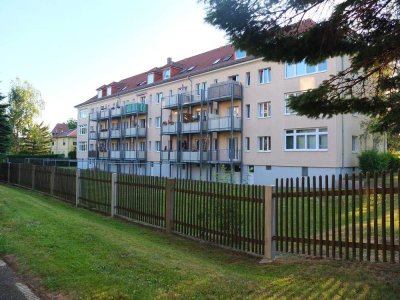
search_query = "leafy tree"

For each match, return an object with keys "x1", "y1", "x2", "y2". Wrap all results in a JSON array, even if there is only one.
[
  {"x1": 8, "y1": 78, "x2": 44, "y2": 153},
  {"x1": 20, "y1": 122, "x2": 52, "y2": 155},
  {"x1": 203, "y1": 0, "x2": 400, "y2": 134},
  {"x1": 0, "y1": 91, "x2": 11, "y2": 157},
  {"x1": 67, "y1": 118, "x2": 77, "y2": 130}
]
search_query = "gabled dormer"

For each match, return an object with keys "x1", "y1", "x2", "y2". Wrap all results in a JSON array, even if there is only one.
[
  {"x1": 147, "y1": 68, "x2": 162, "y2": 84},
  {"x1": 161, "y1": 57, "x2": 184, "y2": 80},
  {"x1": 96, "y1": 85, "x2": 107, "y2": 98}
]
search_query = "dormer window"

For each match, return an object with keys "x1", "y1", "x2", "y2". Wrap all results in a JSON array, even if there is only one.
[
  {"x1": 163, "y1": 68, "x2": 171, "y2": 80},
  {"x1": 147, "y1": 73, "x2": 154, "y2": 84},
  {"x1": 235, "y1": 49, "x2": 247, "y2": 60},
  {"x1": 213, "y1": 58, "x2": 221, "y2": 64},
  {"x1": 97, "y1": 90, "x2": 102, "y2": 98},
  {"x1": 107, "y1": 86, "x2": 112, "y2": 96}
]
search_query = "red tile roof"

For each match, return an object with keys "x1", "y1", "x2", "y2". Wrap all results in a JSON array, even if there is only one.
[
  {"x1": 52, "y1": 123, "x2": 77, "y2": 138},
  {"x1": 76, "y1": 44, "x2": 239, "y2": 107}
]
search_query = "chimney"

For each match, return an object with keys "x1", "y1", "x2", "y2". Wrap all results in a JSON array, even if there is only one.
[{"x1": 167, "y1": 57, "x2": 172, "y2": 64}]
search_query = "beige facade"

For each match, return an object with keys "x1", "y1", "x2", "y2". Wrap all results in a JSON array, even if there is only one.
[
  {"x1": 52, "y1": 135, "x2": 77, "y2": 157},
  {"x1": 76, "y1": 47, "x2": 380, "y2": 184}
]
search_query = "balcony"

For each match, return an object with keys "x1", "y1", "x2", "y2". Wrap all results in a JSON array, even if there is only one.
[
  {"x1": 99, "y1": 110, "x2": 109, "y2": 119},
  {"x1": 208, "y1": 116, "x2": 241, "y2": 132},
  {"x1": 124, "y1": 150, "x2": 146, "y2": 160},
  {"x1": 162, "y1": 123, "x2": 178, "y2": 135},
  {"x1": 181, "y1": 121, "x2": 207, "y2": 133},
  {"x1": 110, "y1": 129, "x2": 121, "y2": 138},
  {"x1": 161, "y1": 151, "x2": 178, "y2": 162},
  {"x1": 99, "y1": 131, "x2": 109, "y2": 139},
  {"x1": 89, "y1": 113, "x2": 98, "y2": 121},
  {"x1": 207, "y1": 80, "x2": 242, "y2": 102},
  {"x1": 124, "y1": 127, "x2": 147, "y2": 138},
  {"x1": 110, "y1": 107, "x2": 122, "y2": 117},
  {"x1": 181, "y1": 151, "x2": 208, "y2": 162},
  {"x1": 89, "y1": 131, "x2": 97, "y2": 140},
  {"x1": 99, "y1": 151, "x2": 109, "y2": 159},
  {"x1": 162, "y1": 93, "x2": 203, "y2": 109},
  {"x1": 208, "y1": 149, "x2": 241, "y2": 163},
  {"x1": 88, "y1": 150, "x2": 97, "y2": 158},
  {"x1": 110, "y1": 151, "x2": 121, "y2": 159},
  {"x1": 124, "y1": 103, "x2": 148, "y2": 115}
]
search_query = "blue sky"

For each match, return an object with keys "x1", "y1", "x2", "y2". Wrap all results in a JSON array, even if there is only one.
[{"x1": 0, "y1": 0, "x2": 227, "y2": 128}]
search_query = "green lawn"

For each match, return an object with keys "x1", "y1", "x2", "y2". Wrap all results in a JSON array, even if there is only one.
[{"x1": 0, "y1": 184, "x2": 399, "y2": 299}]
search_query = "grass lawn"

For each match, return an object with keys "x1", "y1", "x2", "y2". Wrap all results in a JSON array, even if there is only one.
[{"x1": 0, "y1": 184, "x2": 399, "y2": 299}]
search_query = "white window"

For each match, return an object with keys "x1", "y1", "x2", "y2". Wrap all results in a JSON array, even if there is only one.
[
  {"x1": 245, "y1": 72, "x2": 251, "y2": 86},
  {"x1": 258, "y1": 68, "x2": 271, "y2": 84},
  {"x1": 284, "y1": 92, "x2": 302, "y2": 115},
  {"x1": 352, "y1": 136, "x2": 358, "y2": 152},
  {"x1": 156, "y1": 92, "x2": 163, "y2": 104},
  {"x1": 147, "y1": 73, "x2": 154, "y2": 84},
  {"x1": 285, "y1": 128, "x2": 328, "y2": 151},
  {"x1": 97, "y1": 90, "x2": 102, "y2": 98},
  {"x1": 163, "y1": 68, "x2": 171, "y2": 80},
  {"x1": 235, "y1": 49, "x2": 246, "y2": 59},
  {"x1": 78, "y1": 141, "x2": 87, "y2": 152},
  {"x1": 258, "y1": 136, "x2": 271, "y2": 152},
  {"x1": 245, "y1": 137, "x2": 250, "y2": 151},
  {"x1": 140, "y1": 96, "x2": 146, "y2": 104},
  {"x1": 196, "y1": 83, "x2": 201, "y2": 96},
  {"x1": 245, "y1": 104, "x2": 250, "y2": 118},
  {"x1": 78, "y1": 124, "x2": 87, "y2": 135},
  {"x1": 155, "y1": 141, "x2": 161, "y2": 152},
  {"x1": 285, "y1": 60, "x2": 327, "y2": 78},
  {"x1": 258, "y1": 102, "x2": 271, "y2": 118},
  {"x1": 78, "y1": 109, "x2": 88, "y2": 119},
  {"x1": 107, "y1": 86, "x2": 112, "y2": 96},
  {"x1": 155, "y1": 117, "x2": 161, "y2": 128},
  {"x1": 140, "y1": 141, "x2": 146, "y2": 151}
]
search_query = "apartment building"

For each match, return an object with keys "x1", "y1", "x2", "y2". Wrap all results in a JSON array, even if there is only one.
[{"x1": 75, "y1": 44, "x2": 375, "y2": 185}]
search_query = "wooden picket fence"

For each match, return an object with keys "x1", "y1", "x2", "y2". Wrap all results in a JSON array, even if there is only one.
[
  {"x1": 275, "y1": 172, "x2": 400, "y2": 262},
  {"x1": 1, "y1": 162, "x2": 399, "y2": 263}
]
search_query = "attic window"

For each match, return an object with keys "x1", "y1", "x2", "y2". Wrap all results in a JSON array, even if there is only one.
[
  {"x1": 223, "y1": 55, "x2": 233, "y2": 62},
  {"x1": 212, "y1": 58, "x2": 221, "y2": 64},
  {"x1": 137, "y1": 81, "x2": 147, "y2": 86},
  {"x1": 97, "y1": 90, "x2": 102, "y2": 98},
  {"x1": 121, "y1": 86, "x2": 127, "y2": 91},
  {"x1": 235, "y1": 49, "x2": 247, "y2": 59},
  {"x1": 187, "y1": 65, "x2": 196, "y2": 71},
  {"x1": 107, "y1": 86, "x2": 112, "y2": 96},
  {"x1": 179, "y1": 68, "x2": 188, "y2": 74},
  {"x1": 163, "y1": 68, "x2": 171, "y2": 80},
  {"x1": 147, "y1": 73, "x2": 154, "y2": 84}
]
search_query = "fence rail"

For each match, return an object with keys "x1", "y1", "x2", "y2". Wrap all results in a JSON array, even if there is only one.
[{"x1": 1, "y1": 163, "x2": 399, "y2": 263}]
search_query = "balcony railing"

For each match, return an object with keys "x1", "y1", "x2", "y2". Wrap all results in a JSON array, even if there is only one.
[
  {"x1": 110, "y1": 107, "x2": 122, "y2": 117},
  {"x1": 162, "y1": 93, "x2": 204, "y2": 109},
  {"x1": 208, "y1": 116, "x2": 241, "y2": 132},
  {"x1": 161, "y1": 151, "x2": 178, "y2": 162},
  {"x1": 99, "y1": 131, "x2": 109, "y2": 139},
  {"x1": 110, "y1": 129, "x2": 121, "y2": 138},
  {"x1": 124, "y1": 127, "x2": 147, "y2": 138},
  {"x1": 110, "y1": 151, "x2": 121, "y2": 159},
  {"x1": 208, "y1": 149, "x2": 241, "y2": 163},
  {"x1": 162, "y1": 123, "x2": 178, "y2": 135},
  {"x1": 124, "y1": 150, "x2": 146, "y2": 160},
  {"x1": 181, "y1": 151, "x2": 208, "y2": 162},
  {"x1": 89, "y1": 131, "x2": 97, "y2": 140},
  {"x1": 89, "y1": 113, "x2": 98, "y2": 121},
  {"x1": 100, "y1": 110, "x2": 109, "y2": 119},
  {"x1": 124, "y1": 103, "x2": 148, "y2": 115},
  {"x1": 208, "y1": 80, "x2": 242, "y2": 101},
  {"x1": 181, "y1": 121, "x2": 207, "y2": 133},
  {"x1": 99, "y1": 151, "x2": 109, "y2": 159}
]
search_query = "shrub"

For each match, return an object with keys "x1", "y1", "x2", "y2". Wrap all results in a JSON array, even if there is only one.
[{"x1": 358, "y1": 150, "x2": 400, "y2": 173}]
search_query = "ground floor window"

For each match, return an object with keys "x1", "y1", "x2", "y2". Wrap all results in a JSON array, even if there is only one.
[{"x1": 285, "y1": 128, "x2": 328, "y2": 150}]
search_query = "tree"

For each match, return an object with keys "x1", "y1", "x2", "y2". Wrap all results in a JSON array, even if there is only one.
[
  {"x1": 8, "y1": 78, "x2": 44, "y2": 153},
  {"x1": 203, "y1": 0, "x2": 400, "y2": 134},
  {"x1": 20, "y1": 122, "x2": 52, "y2": 155},
  {"x1": 67, "y1": 118, "x2": 77, "y2": 130},
  {"x1": 0, "y1": 91, "x2": 11, "y2": 157}
]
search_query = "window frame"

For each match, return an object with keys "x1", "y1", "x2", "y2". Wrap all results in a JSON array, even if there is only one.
[
  {"x1": 163, "y1": 68, "x2": 171, "y2": 80},
  {"x1": 285, "y1": 60, "x2": 327, "y2": 79},
  {"x1": 258, "y1": 68, "x2": 271, "y2": 84},
  {"x1": 258, "y1": 136, "x2": 271, "y2": 152},
  {"x1": 284, "y1": 92, "x2": 302, "y2": 115},
  {"x1": 285, "y1": 128, "x2": 328, "y2": 151},
  {"x1": 257, "y1": 101, "x2": 272, "y2": 118}
]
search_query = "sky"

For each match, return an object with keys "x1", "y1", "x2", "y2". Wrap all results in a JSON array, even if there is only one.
[{"x1": 0, "y1": 0, "x2": 228, "y2": 129}]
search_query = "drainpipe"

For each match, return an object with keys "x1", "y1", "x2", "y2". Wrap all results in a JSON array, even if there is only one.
[{"x1": 341, "y1": 56, "x2": 345, "y2": 175}]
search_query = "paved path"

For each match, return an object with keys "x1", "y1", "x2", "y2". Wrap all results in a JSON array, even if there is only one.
[{"x1": 0, "y1": 259, "x2": 40, "y2": 300}]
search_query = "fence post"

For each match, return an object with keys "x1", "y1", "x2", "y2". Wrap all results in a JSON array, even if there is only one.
[
  {"x1": 165, "y1": 178, "x2": 176, "y2": 233},
  {"x1": 260, "y1": 185, "x2": 276, "y2": 263},
  {"x1": 7, "y1": 162, "x2": 11, "y2": 184},
  {"x1": 75, "y1": 169, "x2": 81, "y2": 207},
  {"x1": 18, "y1": 163, "x2": 21, "y2": 185},
  {"x1": 31, "y1": 165, "x2": 36, "y2": 190},
  {"x1": 111, "y1": 173, "x2": 117, "y2": 217},
  {"x1": 50, "y1": 166, "x2": 56, "y2": 195}
]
